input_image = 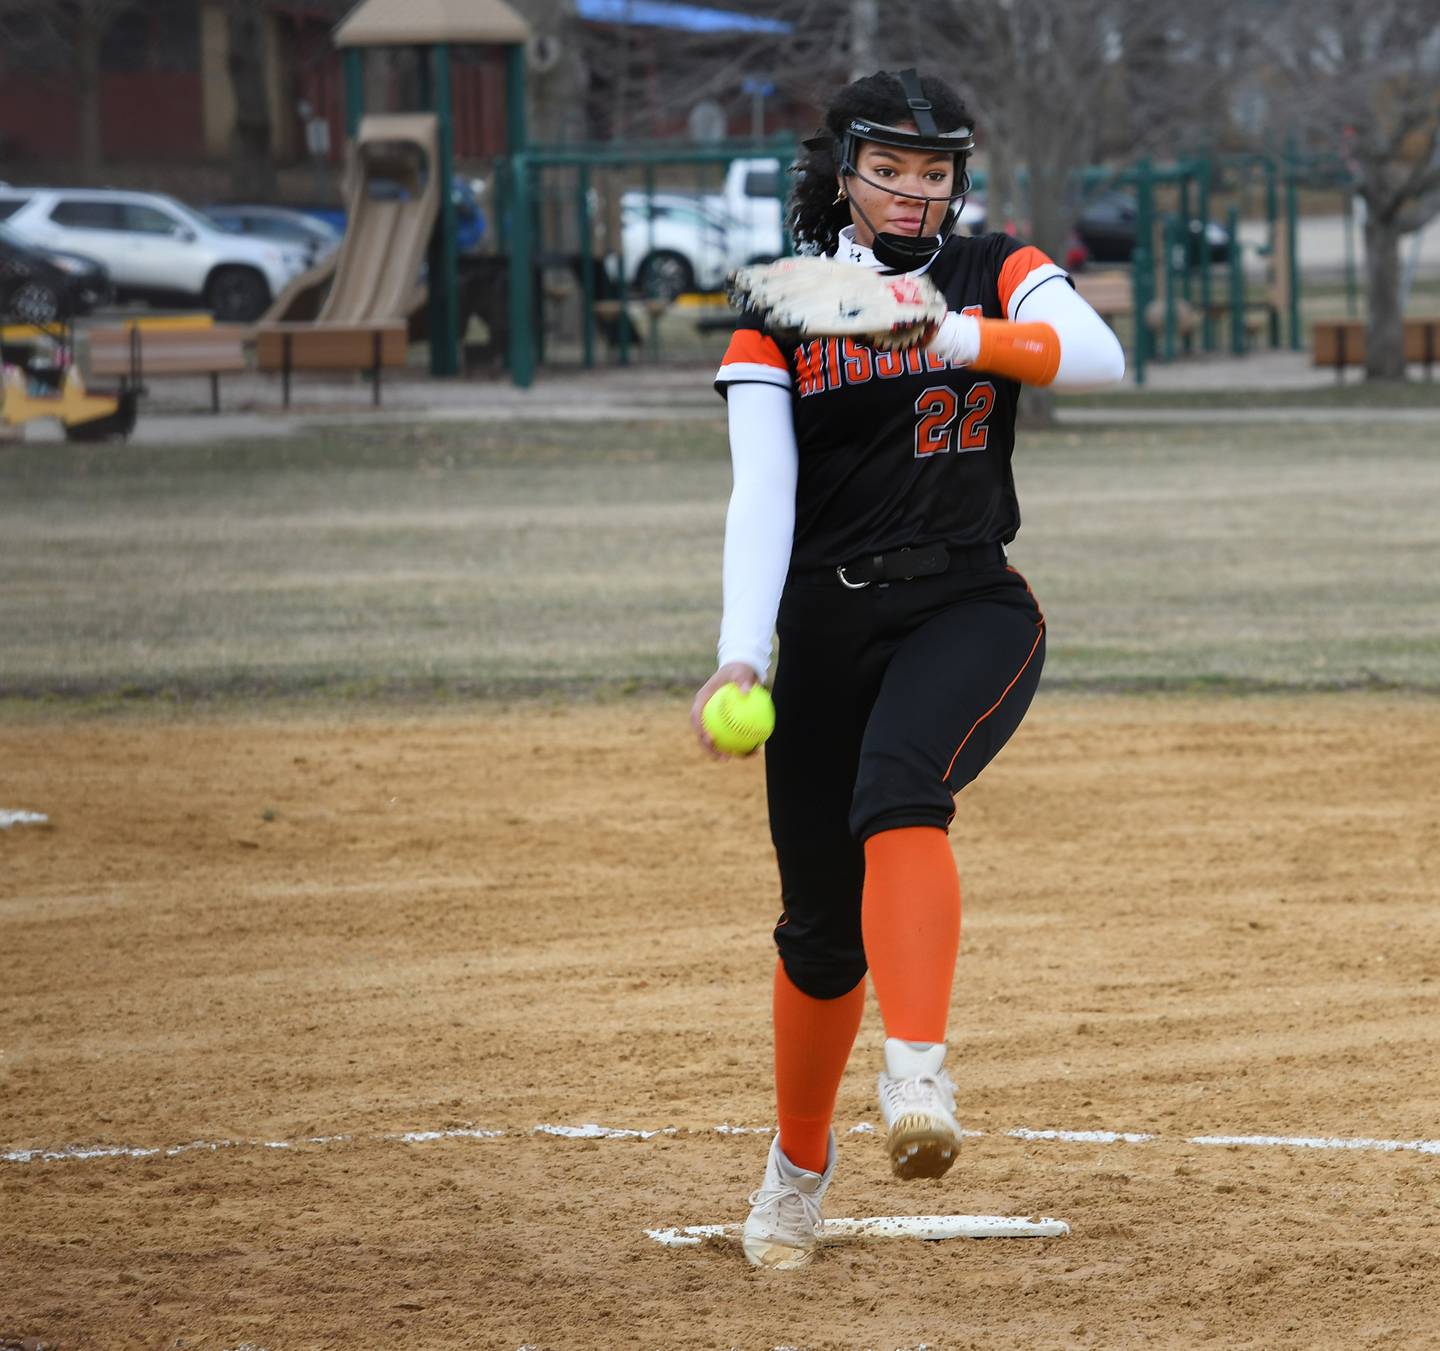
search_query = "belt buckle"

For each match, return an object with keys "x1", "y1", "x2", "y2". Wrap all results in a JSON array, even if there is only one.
[{"x1": 835, "y1": 564, "x2": 869, "y2": 590}]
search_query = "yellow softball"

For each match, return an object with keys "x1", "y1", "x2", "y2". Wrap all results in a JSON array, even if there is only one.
[{"x1": 702, "y1": 682, "x2": 776, "y2": 755}]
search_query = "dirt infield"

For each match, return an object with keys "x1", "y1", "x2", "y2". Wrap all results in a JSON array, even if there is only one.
[{"x1": 3, "y1": 693, "x2": 1438, "y2": 1349}]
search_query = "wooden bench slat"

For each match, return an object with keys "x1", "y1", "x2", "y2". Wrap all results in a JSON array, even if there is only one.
[
  {"x1": 91, "y1": 346, "x2": 247, "y2": 366},
  {"x1": 250, "y1": 322, "x2": 409, "y2": 409},
  {"x1": 1312, "y1": 318, "x2": 1440, "y2": 375},
  {"x1": 90, "y1": 344, "x2": 244, "y2": 357},
  {"x1": 91, "y1": 355, "x2": 247, "y2": 376},
  {"x1": 254, "y1": 324, "x2": 407, "y2": 372},
  {"x1": 87, "y1": 325, "x2": 249, "y2": 377},
  {"x1": 1404, "y1": 321, "x2": 1440, "y2": 364}
]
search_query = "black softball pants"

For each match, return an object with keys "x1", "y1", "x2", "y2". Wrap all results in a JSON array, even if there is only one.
[{"x1": 764, "y1": 554, "x2": 1045, "y2": 1000}]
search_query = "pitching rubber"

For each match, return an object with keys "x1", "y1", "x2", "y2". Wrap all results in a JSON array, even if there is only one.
[{"x1": 648, "y1": 1214, "x2": 1070, "y2": 1248}]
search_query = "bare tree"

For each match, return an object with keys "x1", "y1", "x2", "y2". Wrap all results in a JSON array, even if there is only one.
[
  {"x1": 222, "y1": 0, "x2": 276, "y2": 199},
  {"x1": 889, "y1": 2, "x2": 1250, "y2": 416},
  {"x1": 0, "y1": 0, "x2": 139, "y2": 176},
  {"x1": 63, "y1": 0, "x2": 126, "y2": 175},
  {"x1": 919, "y1": 2, "x2": 1246, "y2": 261},
  {"x1": 563, "y1": 0, "x2": 843, "y2": 142},
  {"x1": 1263, "y1": 0, "x2": 1440, "y2": 379},
  {"x1": 849, "y1": 0, "x2": 879, "y2": 81}
]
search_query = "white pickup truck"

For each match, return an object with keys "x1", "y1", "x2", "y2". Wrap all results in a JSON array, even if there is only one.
[
  {"x1": 707, "y1": 157, "x2": 786, "y2": 268},
  {"x1": 613, "y1": 157, "x2": 787, "y2": 299}
]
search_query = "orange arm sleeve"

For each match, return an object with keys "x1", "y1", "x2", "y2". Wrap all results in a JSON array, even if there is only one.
[{"x1": 973, "y1": 318, "x2": 1062, "y2": 387}]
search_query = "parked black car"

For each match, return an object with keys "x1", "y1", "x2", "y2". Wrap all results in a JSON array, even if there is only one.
[
  {"x1": 0, "y1": 221, "x2": 111, "y2": 322},
  {"x1": 1073, "y1": 191, "x2": 1230, "y2": 266}
]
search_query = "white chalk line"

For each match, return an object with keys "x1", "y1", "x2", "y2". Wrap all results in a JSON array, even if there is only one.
[
  {"x1": 0, "y1": 808, "x2": 48, "y2": 829},
  {"x1": 5, "y1": 1120, "x2": 1438, "y2": 1166}
]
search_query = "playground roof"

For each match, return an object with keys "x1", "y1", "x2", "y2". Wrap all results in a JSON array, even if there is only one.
[
  {"x1": 575, "y1": 0, "x2": 792, "y2": 34},
  {"x1": 334, "y1": 0, "x2": 531, "y2": 48}
]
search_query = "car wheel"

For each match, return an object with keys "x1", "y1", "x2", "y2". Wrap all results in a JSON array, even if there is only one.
[
  {"x1": 636, "y1": 250, "x2": 694, "y2": 302},
  {"x1": 10, "y1": 280, "x2": 61, "y2": 325},
  {"x1": 206, "y1": 266, "x2": 271, "y2": 322}
]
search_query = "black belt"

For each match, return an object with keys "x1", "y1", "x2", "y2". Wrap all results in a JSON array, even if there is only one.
[{"x1": 797, "y1": 541, "x2": 1007, "y2": 589}]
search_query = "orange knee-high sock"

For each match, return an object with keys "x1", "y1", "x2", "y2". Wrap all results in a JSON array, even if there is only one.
[
  {"x1": 772, "y1": 961, "x2": 866, "y2": 1174},
  {"x1": 861, "y1": 826, "x2": 961, "y2": 1045}
]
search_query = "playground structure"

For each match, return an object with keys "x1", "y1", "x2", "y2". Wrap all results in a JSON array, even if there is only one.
[
  {"x1": 495, "y1": 142, "x2": 1347, "y2": 388},
  {"x1": 274, "y1": 31, "x2": 1363, "y2": 391},
  {"x1": 1090, "y1": 153, "x2": 1290, "y2": 383},
  {"x1": 497, "y1": 138, "x2": 795, "y2": 387},
  {"x1": 263, "y1": 114, "x2": 440, "y2": 327},
  {"x1": 256, "y1": 0, "x2": 529, "y2": 378},
  {"x1": 297, "y1": 1, "x2": 1320, "y2": 392}
]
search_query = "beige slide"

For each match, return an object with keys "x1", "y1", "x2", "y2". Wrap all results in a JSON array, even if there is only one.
[{"x1": 262, "y1": 113, "x2": 438, "y2": 325}]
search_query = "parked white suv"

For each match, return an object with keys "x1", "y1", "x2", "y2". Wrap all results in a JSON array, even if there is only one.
[
  {"x1": 613, "y1": 191, "x2": 732, "y2": 298},
  {"x1": 0, "y1": 187, "x2": 310, "y2": 321}
]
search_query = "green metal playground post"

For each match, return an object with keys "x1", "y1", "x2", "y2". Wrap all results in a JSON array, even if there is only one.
[
  {"x1": 1227, "y1": 205, "x2": 1245, "y2": 353},
  {"x1": 1197, "y1": 157, "x2": 1215, "y2": 351},
  {"x1": 1130, "y1": 159, "x2": 1154, "y2": 385},
  {"x1": 1264, "y1": 157, "x2": 1280, "y2": 348},
  {"x1": 508, "y1": 154, "x2": 534, "y2": 389},
  {"x1": 577, "y1": 164, "x2": 596, "y2": 369},
  {"x1": 1178, "y1": 176, "x2": 1193, "y2": 334},
  {"x1": 343, "y1": 49, "x2": 364, "y2": 138},
  {"x1": 1161, "y1": 215, "x2": 1180, "y2": 362},
  {"x1": 429, "y1": 44, "x2": 459, "y2": 376},
  {"x1": 506, "y1": 44, "x2": 533, "y2": 389},
  {"x1": 1284, "y1": 138, "x2": 1302, "y2": 351}
]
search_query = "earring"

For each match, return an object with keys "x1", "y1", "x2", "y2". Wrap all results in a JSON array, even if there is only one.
[{"x1": 833, "y1": 187, "x2": 847, "y2": 204}]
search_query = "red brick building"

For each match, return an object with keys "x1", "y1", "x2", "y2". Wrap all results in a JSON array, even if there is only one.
[{"x1": 0, "y1": 0, "x2": 509, "y2": 171}]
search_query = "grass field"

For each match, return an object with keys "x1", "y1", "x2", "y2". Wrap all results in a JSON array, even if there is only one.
[
  {"x1": 2, "y1": 412, "x2": 1437, "y2": 702},
  {"x1": 1061, "y1": 381, "x2": 1440, "y2": 408}
]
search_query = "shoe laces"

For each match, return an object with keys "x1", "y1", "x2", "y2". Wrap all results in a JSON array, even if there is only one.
[
  {"x1": 881, "y1": 1068, "x2": 956, "y2": 1115},
  {"x1": 747, "y1": 1179, "x2": 824, "y2": 1238}
]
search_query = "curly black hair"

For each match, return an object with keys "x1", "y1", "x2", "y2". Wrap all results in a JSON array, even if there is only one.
[{"x1": 789, "y1": 71, "x2": 973, "y2": 258}]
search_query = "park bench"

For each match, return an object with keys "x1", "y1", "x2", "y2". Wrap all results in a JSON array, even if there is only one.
[
  {"x1": 87, "y1": 322, "x2": 250, "y2": 413},
  {"x1": 1312, "y1": 318, "x2": 1440, "y2": 380},
  {"x1": 1072, "y1": 269, "x2": 1137, "y2": 325},
  {"x1": 253, "y1": 322, "x2": 408, "y2": 408}
]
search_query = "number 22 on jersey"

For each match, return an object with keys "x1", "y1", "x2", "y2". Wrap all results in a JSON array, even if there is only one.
[{"x1": 914, "y1": 381, "x2": 996, "y2": 459}]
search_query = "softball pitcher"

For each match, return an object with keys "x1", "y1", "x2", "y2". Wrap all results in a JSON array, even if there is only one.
[{"x1": 690, "y1": 69, "x2": 1125, "y2": 1269}]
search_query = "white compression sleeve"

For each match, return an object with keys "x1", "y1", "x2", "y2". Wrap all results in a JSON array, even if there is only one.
[
  {"x1": 925, "y1": 274, "x2": 1126, "y2": 390},
  {"x1": 717, "y1": 382, "x2": 798, "y2": 679},
  {"x1": 1009, "y1": 273, "x2": 1126, "y2": 389}
]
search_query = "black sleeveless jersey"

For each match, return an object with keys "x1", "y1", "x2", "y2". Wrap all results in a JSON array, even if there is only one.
[{"x1": 715, "y1": 233, "x2": 1059, "y2": 571}]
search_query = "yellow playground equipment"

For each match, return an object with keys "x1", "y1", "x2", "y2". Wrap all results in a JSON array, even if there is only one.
[{"x1": 0, "y1": 322, "x2": 137, "y2": 441}]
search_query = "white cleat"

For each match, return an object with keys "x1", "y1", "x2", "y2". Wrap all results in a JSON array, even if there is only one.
[
  {"x1": 877, "y1": 1038, "x2": 962, "y2": 1181},
  {"x1": 741, "y1": 1132, "x2": 835, "y2": 1270}
]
